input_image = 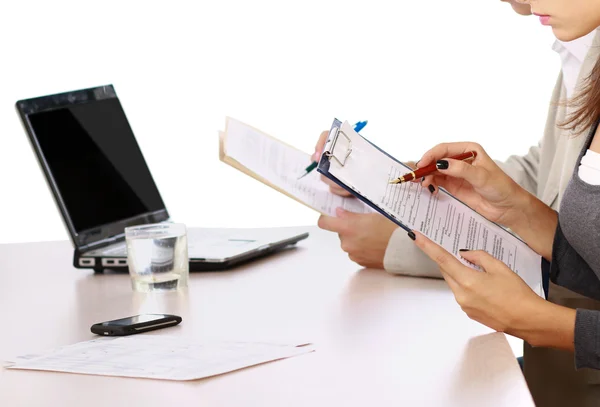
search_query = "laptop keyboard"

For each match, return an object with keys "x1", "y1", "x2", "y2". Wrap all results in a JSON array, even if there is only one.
[
  {"x1": 102, "y1": 245, "x2": 127, "y2": 255},
  {"x1": 85, "y1": 230, "x2": 265, "y2": 258},
  {"x1": 85, "y1": 244, "x2": 127, "y2": 257}
]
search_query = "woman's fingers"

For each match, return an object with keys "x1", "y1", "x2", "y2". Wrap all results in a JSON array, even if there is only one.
[
  {"x1": 412, "y1": 231, "x2": 476, "y2": 283},
  {"x1": 459, "y1": 250, "x2": 510, "y2": 275},
  {"x1": 439, "y1": 269, "x2": 462, "y2": 295},
  {"x1": 436, "y1": 158, "x2": 488, "y2": 189},
  {"x1": 320, "y1": 175, "x2": 353, "y2": 196},
  {"x1": 417, "y1": 142, "x2": 484, "y2": 168},
  {"x1": 313, "y1": 130, "x2": 329, "y2": 161},
  {"x1": 421, "y1": 174, "x2": 438, "y2": 194}
]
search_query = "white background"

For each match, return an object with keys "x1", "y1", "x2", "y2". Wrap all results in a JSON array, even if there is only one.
[
  {"x1": 0, "y1": 0, "x2": 558, "y2": 244},
  {"x1": 0, "y1": 0, "x2": 561, "y2": 358}
]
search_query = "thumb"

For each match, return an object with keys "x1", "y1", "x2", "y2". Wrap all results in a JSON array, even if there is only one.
[
  {"x1": 313, "y1": 130, "x2": 329, "y2": 160},
  {"x1": 458, "y1": 250, "x2": 505, "y2": 273}
]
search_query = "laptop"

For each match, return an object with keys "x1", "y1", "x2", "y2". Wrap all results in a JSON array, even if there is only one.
[{"x1": 16, "y1": 84, "x2": 308, "y2": 272}]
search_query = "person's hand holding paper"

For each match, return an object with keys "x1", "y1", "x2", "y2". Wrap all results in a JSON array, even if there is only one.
[
  {"x1": 318, "y1": 208, "x2": 397, "y2": 269},
  {"x1": 415, "y1": 141, "x2": 557, "y2": 261},
  {"x1": 318, "y1": 119, "x2": 544, "y2": 296},
  {"x1": 417, "y1": 142, "x2": 525, "y2": 226},
  {"x1": 314, "y1": 130, "x2": 353, "y2": 197},
  {"x1": 412, "y1": 229, "x2": 550, "y2": 339},
  {"x1": 410, "y1": 141, "x2": 576, "y2": 350}
]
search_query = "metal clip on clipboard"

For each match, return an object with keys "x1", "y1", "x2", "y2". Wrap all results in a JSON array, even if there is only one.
[
  {"x1": 317, "y1": 119, "x2": 412, "y2": 234},
  {"x1": 324, "y1": 127, "x2": 352, "y2": 166}
]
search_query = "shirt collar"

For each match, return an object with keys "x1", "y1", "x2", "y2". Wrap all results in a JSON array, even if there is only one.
[{"x1": 556, "y1": 29, "x2": 598, "y2": 63}]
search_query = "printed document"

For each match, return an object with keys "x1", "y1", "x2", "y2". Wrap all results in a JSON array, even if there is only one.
[
  {"x1": 5, "y1": 336, "x2": 315, "y2": 381},
  {"x1": 324, "y1": 121, "x2": 543, "y2": 296},
  {"x1": 221, "y1": 117, "x2": 372, "y2": 216}
]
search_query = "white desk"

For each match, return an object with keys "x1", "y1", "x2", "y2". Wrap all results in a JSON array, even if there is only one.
[{"x1": 0, "y1": 226, "x2": 533, "y2": 407}]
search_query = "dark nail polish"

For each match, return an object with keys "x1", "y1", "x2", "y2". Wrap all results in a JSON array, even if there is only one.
[
  {"x1": 421, "y1": 176, "x2": 425, "y2": 182},
  {"x1": 459, "y1": 249, "x2": 470, "y2": 252},
  {"x1": 408, "y1": 231, "x2": 416, "y2": 241},
  {"x1": 436, "y1": 160, "x2": 449, "y2": 170},
  {"x1": 428, "y1": 184, "x2": 435, "y2": 194}
]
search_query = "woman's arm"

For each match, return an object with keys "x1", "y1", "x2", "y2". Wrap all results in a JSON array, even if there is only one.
[
  {"x1": 502, "y1": 190, "x2": 557, "y2": 261},
  {"x1": 415, "y1": 142, "x2": 557, "y2": 260},
  {"x1": 412, "y1": 232, "x2": 582, "y2": 357},
  {"x1": 511, "y1": 298, "x2": 575, "y2": 351}
]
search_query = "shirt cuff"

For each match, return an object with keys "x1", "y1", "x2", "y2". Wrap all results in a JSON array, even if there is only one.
[
  {"x1": 383, "y1": 228, "x2": 442, "y2": 278},
  {"x1": 574, "y1": 308, "x2": 600, "y2": 370}
]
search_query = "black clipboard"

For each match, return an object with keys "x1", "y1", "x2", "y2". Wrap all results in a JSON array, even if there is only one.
[{"x1": 316, "y1": 118, "x2": 414, "y2": 234}]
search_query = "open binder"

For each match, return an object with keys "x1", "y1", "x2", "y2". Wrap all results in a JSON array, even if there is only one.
[
  {"x1": 219, "y1": 117, "x2": 371, "y2": 217},
  {"x1": 317, "y1": 118, "x2": 544, "y2": 297}
]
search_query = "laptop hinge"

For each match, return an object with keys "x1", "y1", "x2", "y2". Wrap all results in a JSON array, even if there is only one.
[
  {"x1": 78, "y1": 217, "x2": 172, "y2": 253},
  {"x1": 79, "y1": 233, "x2": 126, "y2": 253}
]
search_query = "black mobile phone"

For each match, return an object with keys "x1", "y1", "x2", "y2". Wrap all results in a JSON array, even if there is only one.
[{"x1": 90, "y1": 314, "x2": 182, "y2": 336}]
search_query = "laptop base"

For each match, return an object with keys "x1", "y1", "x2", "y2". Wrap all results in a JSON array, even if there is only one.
[{"x1": 74, "y1": 231, "x2": 309, "y2": 273}]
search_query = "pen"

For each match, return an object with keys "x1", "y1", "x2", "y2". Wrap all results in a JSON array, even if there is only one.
[
  {"x1": 389, "y1": 151, "x2": 478, "y2": 184},
  {"x1": 298, "y1": 120, "x2": 368, "y2": 180}
]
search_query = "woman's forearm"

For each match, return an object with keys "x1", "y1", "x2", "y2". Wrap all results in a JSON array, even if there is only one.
[
  {"x1": 506, "y1": 191, "x2": 558, "y2": 260},
  {"x1": 510, "y1": 298, "x2": 575, "y2": 351}
]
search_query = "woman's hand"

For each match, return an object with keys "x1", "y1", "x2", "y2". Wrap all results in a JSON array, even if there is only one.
[
  {"x1": 416, "y1": 142, "x2": 557, "y2": 260},
  {"x1": 412, "y1": 231, "x2": 575, "y2": 350},
  {"x1": 413, "y1": 231, "x2": 541, "y2": 333},
  {"x1": 417, "y1": 142, "x2": 527, "y2": 227}
]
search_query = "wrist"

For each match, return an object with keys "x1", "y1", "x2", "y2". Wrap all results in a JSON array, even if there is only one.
[
  {"x1": 504, "y1": 187, "x2": 558, "y2": 255},
  {"x1": 503, "y1": 185, "x2": 536, "y2": 230},
  {"x1": 510, "y1": 298, "x2": 575, "y2": 351}
]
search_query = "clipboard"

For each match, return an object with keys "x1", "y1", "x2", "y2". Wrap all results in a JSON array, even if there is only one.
[
  {"x1": 316, "y1": 118, "x2": 544, "y2": 297},
  {"x1": 316, "y1": 118, "x2": 414, "y2": 233}
]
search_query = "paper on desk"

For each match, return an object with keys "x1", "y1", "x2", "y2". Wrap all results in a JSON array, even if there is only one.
[
  {"x1": 325, "y1": 121, "x2": 543, "y2": 297},
  {"x1": 5, "y1": 336, "x2": 315, "y2": 381},
  {"x1": 220, "y1": 117, "x2": 372, "y2": 216}
]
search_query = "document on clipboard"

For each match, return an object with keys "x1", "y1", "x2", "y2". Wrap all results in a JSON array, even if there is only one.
[
  {"x1": 219, "y1": 117, "x2": 373, "y2": 216},
  {"x1": 317, "y1": 119, "x2": 544, "y2": 297}
]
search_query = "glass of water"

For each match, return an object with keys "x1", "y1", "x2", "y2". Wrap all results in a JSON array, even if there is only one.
[{"x1": 125, "y1": 223, "x2": 189, "y2": 292}]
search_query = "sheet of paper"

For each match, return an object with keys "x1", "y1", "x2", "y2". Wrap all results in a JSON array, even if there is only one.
[
  {"x1": 325, "y1": 121, "x2": 543, "y2": 296},
  {"x1": 5, "y1": 336, "x2": 315, "y2": 381},
  {"x1": 224, "y1": 118, "x2": 372, "y2": 216}
]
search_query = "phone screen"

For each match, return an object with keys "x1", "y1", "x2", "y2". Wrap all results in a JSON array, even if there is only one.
[{"x1": 102, "y1": 314, "x2": 166, "y2": 326}]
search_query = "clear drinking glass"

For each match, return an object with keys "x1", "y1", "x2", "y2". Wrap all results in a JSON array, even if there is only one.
[{"x1": 125, "y1": 223, "x2": 189, "y2": 292}]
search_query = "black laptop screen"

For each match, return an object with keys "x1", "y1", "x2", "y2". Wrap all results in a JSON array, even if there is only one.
[{"x1": 27, "y1": 97, "x2": 165, "y2": 233}]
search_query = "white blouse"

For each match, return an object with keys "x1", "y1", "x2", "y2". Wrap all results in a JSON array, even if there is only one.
[{"x1": 578, "y1": 149, "x2": 600, "y2": 185}]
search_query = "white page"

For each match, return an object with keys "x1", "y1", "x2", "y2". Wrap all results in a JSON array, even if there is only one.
[
  {"x1": 5, "y1": 336, "x2": 315, "y2": 381},
  {"x1": 224, "y1": 118, "x2": 372, "y2": 216},
  {"x1": 325, "y1": 121, "x2": 543, "y2": 296}
]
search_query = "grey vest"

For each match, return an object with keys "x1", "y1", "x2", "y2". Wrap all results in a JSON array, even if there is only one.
[{"x1": 551, "y1": 121, "x2": 600, "y2": 370}]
